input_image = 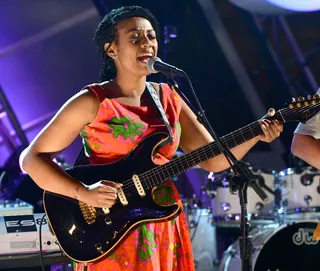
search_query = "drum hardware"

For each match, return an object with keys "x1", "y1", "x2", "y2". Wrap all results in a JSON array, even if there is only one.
[
  {"x1": 300, "y1": 174, "x2": 314, "y2": 186},
  {"x1": 219, "y1": 160, "x2": 268, "y2": 271},
  {"x1": 304, "y1": 195, "x2": 312, "y2": 206},
  {"x1": 277, "y1": 166, "x2": 320, "y2": 221},
  {"x1": 219, "y1": 221, "x2": 320, "y2": 271},
  {"x1": 209, "y1": 168, "x2": 276, "y2": 226}
]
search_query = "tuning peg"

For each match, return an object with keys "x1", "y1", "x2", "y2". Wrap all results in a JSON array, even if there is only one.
[
  {"x1": 291, "y1": 97, "x2": 296, "y2": 103},
  {"x1": 307, "y1": 95, "x2": 312, "y2": 100},
  {"x1": 313, "y1": 94, "x2": 320, "y2": 99},
  {"x1": 298, "y1": 96, "x2": 305, "y2": 102}
]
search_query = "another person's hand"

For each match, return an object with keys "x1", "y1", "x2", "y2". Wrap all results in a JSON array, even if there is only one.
[
  {"x1": 258, "y1": 108, "x2": 283, "y2": 143},
  {"x1": 79, "y1": 180, "x2": 122, "y2": 208}
]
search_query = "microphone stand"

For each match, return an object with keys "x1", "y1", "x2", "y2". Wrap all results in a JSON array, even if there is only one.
[{"x1": 166, "y1": 75, "x2": 268, "y2": 271}]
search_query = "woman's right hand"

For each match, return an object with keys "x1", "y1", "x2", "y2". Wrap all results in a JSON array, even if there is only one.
[{"x1": 79, "y1": 180, "x2": 122, "y2": 208}]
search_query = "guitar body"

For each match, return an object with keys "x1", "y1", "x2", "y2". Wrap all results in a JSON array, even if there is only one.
[{"x1": 43, "y1": 133, "x2": 180, "y2": 263}]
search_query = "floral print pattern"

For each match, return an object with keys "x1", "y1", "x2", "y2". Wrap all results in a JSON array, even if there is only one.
[{"x1": 75, "y1": 83, "x2": 195, "y2": 271}]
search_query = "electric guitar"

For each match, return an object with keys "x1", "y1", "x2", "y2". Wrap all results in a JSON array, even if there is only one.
[{"x1": 43, "y1": 95, "x2": 320, "y2": 263}]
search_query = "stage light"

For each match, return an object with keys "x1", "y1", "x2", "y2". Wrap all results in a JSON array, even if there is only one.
[{"x1": 229, "y1": 0, "x2": 320, "y2": 15}]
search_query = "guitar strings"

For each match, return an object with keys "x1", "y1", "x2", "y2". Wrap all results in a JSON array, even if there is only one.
[
  {"x1": 119, "y1": 104, "x2": 320, "y2": 195},
  {"x1": 121, "y1": 104, "x2": 319, "y2": 194}
]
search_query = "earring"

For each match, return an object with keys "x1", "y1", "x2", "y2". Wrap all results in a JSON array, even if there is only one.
[{"x1": 110, "y1": 55, "x2": 117, "y2": 59}]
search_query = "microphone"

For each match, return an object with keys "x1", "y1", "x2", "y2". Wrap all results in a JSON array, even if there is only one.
[{"x1": 147, "y1": 57, "x2": 186, "y2": 77}]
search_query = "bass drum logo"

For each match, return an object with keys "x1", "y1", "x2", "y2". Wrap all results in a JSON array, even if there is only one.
[{"x1": 292, "y1": 228, "x2": 318, "y2": 246}]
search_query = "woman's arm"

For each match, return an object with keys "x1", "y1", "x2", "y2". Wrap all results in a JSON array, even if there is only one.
[
  {"x1": 20, "y1": 90, "x2": 120, "y2": 207},
  {"x1": 178, "y1": 99, "x2": 283, "y2": 173}
]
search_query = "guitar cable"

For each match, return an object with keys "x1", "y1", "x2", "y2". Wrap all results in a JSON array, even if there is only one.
[{"x1": 39, "y1": 213, "x2": 46, "y2": 271}]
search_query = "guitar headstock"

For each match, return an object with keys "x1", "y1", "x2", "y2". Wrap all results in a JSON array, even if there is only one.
[{"x1": 282, "y1": 94, "x2": 320, "y2": 123}]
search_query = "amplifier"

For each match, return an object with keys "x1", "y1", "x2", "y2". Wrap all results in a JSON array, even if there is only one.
[
  {"x1": 0, "y1": 213, "x2": 60, "y2": 255},
  {"x1": 0, "y1": 199, "x2": 33, "y2": 215}
]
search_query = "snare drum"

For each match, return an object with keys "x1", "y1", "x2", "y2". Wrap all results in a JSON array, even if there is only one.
[
  {"x1": 209, "y1": 168, "x2": 276, "y2": 226},
  {"x1": 277, "y1": 167, "x2": 320, "y2": 220},
  {"x1": 219, "y1": 221, "x2": 320, "y2": 271}
]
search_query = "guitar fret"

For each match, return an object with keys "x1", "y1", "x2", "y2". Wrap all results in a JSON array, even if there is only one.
[
  {"x1": 248, "y1": 124, "x2": 255, "y2": 138},
  {"x1": 230, "y1": 131, "x2": 237, "y2": 147},
  {"x1": 222, "y1": 137, "x2": 230, "y2": 149},
  {"x1": 242, "y1": 127, "x2": 253, "y2": 142}
]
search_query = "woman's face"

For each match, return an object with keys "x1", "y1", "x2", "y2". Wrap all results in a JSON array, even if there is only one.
[{"x1": 107, "y1": 17, "x2": 158, "y2": 77}]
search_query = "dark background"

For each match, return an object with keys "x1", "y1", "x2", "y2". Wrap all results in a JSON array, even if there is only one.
[{"x1": 1, "y1": 0, "x2": 320, "y2": 171}]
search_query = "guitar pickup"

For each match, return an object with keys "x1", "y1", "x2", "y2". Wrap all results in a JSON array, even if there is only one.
[
  {"x1": 132, "y1": 174, "x2": 146, "y2": 197},
  {"x1": 117, "y1": 186, "x2": 128, "y2": 206}
]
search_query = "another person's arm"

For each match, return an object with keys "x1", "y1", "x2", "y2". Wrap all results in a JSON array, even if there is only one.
[
  {"x1": 292, "y1": 134, "x2": 320, "y2": 168},
  {"x1": 291, "y1": 113, "x2": 320, "y2": 169}
]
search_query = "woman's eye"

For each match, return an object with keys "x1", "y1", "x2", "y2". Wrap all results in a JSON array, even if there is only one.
[{"x1": 130, "y1": 34, "x2": 140, "y2": 40}]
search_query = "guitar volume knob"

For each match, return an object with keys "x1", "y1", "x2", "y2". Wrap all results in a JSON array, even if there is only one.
[{"x1": 105, "y1": 217, "x2": 112, "y2": 225}]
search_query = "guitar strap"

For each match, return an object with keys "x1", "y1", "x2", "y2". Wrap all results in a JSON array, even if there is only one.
[{"x1": 145, "y1": 82, "x2": 173, "y2": 144}]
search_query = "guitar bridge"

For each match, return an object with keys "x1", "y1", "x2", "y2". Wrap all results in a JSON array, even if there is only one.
[{"x1": 79, "y1": 201, "x2": 96, "y2": 224}]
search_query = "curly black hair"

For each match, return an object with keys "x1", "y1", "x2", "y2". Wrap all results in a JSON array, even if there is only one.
[{"x1": 93, "y1": 6, "x2": 160, "y2": 82}]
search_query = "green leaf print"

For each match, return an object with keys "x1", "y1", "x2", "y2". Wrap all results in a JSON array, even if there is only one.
[
  {"x1": 93, "y1": 143, "x2": 100, "y2": 149},
  {"x1": 108, "y1": 116, "x2": 146, "y2": 142},
  {"x1": 173, "y1": 121, "x2": 182, "y2": 139},
  {"x1": 122, "y1": 116, "x2": 132, "y2": 122},
  {"x1": 113, "y1": 130, "x2": 119, "y2": 138},
  {"x1": 134, "y1": 121, "x2": 146, "y2": 129},
  {"x1": 123, "y1": 129, "x2": 130, "y2": 139},
  {"x1": 137, "y1": 248, "x2": 147, "y2": 262},
  {"x1": 108, "y1": 253, "x2": 117, "y2": 260},
  {"x1": 80, "y1": 129, "x2": 88, "y2": 140},
  {"x1": 80, "y1": 129, "x2": 92, "y2": 156},
  {"x1": 114, "y1": 126, "x2": 125, "y2": 133},
  {"x1": 110, "y1": 116, "x2": 123, "y2": 124},
  {"x1": 153, "y1": 185, "x2": 175, "y2": 206},
  {"x1": 136, "y1": 223, "x2": 157, "y2": 262},
  {"x1": 144, "y1": 243, "x2": 153, "y2": 258},
  {"x1": 129, "y1": 128, "x2": 136, "y2": 136},
  {"x1": 136, "y1": 129, "x2": 143, "y2": 136}
]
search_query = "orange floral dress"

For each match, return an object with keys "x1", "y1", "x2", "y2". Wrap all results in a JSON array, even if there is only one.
[{"x1": 74, "y1": 83, "x2": 195, "y2": 271}]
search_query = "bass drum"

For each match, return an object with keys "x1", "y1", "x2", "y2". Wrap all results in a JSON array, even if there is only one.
[{"x1": 219, "y1": 221, "x2": 320, "y2": 271}]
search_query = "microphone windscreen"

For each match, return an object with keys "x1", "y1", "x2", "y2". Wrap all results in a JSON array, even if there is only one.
[{"x1": 147, "y1": 56, "x2": 162, "y2": 73}]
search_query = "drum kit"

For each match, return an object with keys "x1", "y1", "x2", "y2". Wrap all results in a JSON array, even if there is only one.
[{"x1": 179, "y1": 165, "x2": 320, "y2": 271}]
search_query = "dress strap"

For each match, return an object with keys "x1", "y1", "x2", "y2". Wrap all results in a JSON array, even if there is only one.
[{"x1": 82, "y1": 83, "x2": 105, "y2": 102}]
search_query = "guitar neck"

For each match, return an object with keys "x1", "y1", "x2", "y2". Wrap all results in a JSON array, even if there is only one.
[{"x1": 141, "y1": 110, "x2": 285, "y2": 187}]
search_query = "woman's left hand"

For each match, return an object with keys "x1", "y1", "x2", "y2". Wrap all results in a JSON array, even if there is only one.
[{"x1": 258, "y1": 118, "x2": 283, "y2": 143}]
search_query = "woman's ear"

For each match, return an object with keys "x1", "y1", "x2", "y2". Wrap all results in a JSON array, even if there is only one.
[{"x1": 104, "y1": 42, "x2": 117, "y2": 58}]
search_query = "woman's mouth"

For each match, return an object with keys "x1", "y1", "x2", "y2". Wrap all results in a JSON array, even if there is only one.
[{"x1": 137, "y1": 54, "x2": 153, "y2": 64}]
